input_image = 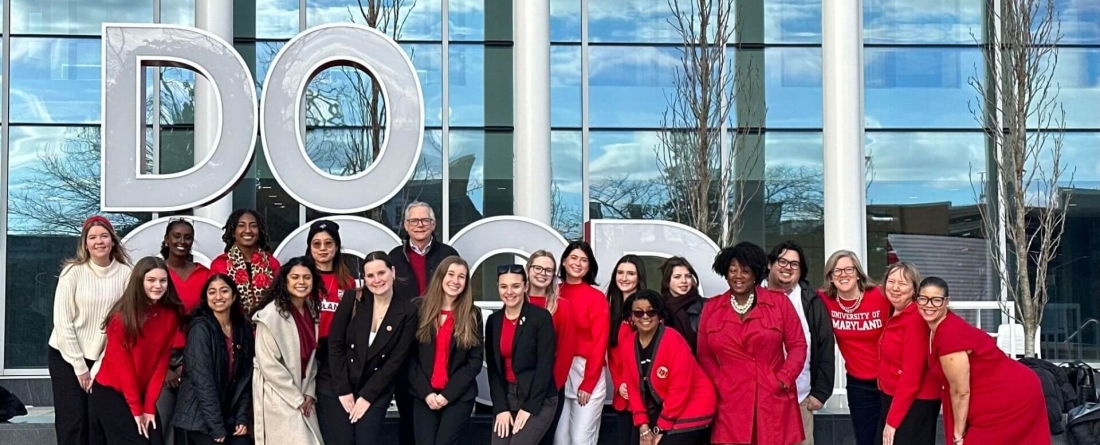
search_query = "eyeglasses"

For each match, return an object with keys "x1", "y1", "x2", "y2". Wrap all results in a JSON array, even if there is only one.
[
  {"x1": 497, "y1": 264, "x2": 525, "y2": 275},
  {"x1": 404, "y1": 218, "x2": 435, "y2": 227},
  {"x1": 529, "y1": 265, "x2": 554, "y2": 276},
  {"x1": 916, "y1": 295, "x2": 948, "y2": 308},
  {"x1": 632, "y1": 309, "x2": 658, "y2": 319},
  {"x1": 775, "y1": 258, "x2": 800, "y2": 269},
  {"x1": 831, "y1": 266, "x2": 857, "y2": 277}
]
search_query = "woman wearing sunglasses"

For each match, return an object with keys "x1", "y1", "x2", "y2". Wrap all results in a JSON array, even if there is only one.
[
  {"x1": 919, "y1": 277, "x2": 1050, "y2": 445},
  {"x1": 621, "y1": 290, "x2": 715, "y2": 445},
  {"x1": 486, "y1": 264, "x2": 559, "y2": 444}
]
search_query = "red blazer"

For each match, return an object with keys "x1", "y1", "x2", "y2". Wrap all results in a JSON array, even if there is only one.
[
  {"x1": 878, "y1": 303, "x2": 941, "y2": 428},
  {"x1": 608, "y1": 320, "x2": 633, "y2": 411},
  {"x1": 94, "y1": 304, "x2": 179, "y2": 416},
  {"x1": 698, "y1": 287, "x2": 807, "y2": 445},
  {"x1": 622, "y1": 325, "x2": 715, "y2": 433}
]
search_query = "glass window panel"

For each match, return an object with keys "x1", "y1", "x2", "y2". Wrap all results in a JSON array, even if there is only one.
[
  {"x1": 303, "y1": 128, "x2": 377, "y2": 176},
  {"x1": 10, "y1": 38, "x2": 101, "y2": 124},
  {"x1": 551, "y1": 131, "x2": 583, "y2": 240},
  {"x1": 588, "y1": 131, "x2": 667, "y2": 220},
  {"x1": 306, "y1": 65, "x2": 380, "y2": 128},
  {"x1": 161, "y1": 0, "x2": 196, "y2": 26},
  {"x1": 449, "y1": 44, "x2": 485, "y2": 126},
  {"x1": 589, "y1": 0, "x2": 709, "y2": 43},
  {"x1": 1056, "y1": 0, "x2": 1100, "y2": 44},
  {"x1": 449, "y1": 130, "x2": 513, "y2": 234},
  {"x1": 551, "y1": 45, "x2": 582, "y2": 128},
  {"x1": 158, "y1": 127, "x2": 196, "y2": 175},
  {"x1": 865, "y1": 48, "x2": 982, "y2": 129},
  {"x1": 864, "y1": 131, "x2": 993, "y2": 301},
  {"x1": 551, "y1": 0, "x2": 581, "y2": 43},
  {"x1": 760, "y1": 132, "x2": 825, "y2": 286},
  {"x1": 255, "y1": 0, "x2": 300, "y2": 39},
  {"x1": 11, "y1": 0, "x2": 153, "y2": 35},
  {"x1": 254, "y1": 41, "x2": 287, "y2": 97},
  {"x1": 450, "y1": 0, "x2": 485, "y2": 41},
  {"x1": 588, "y1": 46, "x2": 680, "y2": 128},
  {"x1": 763, "y1": 47, "x2": 823, "y2": 129},
  {"x1": 1035, "y1": 48, "x2": 1100, "y2": 129},
  {"x1": 410, "y1": 44, "x2": 444, "y2": 127},
  {"x1": 864, "y1": 0, "x2": 983, "y2": 44},
  {"x1": 766, "y1": 0, "x2": 822, "y2": 43},
  {"x1": 307, "y1": 0, "x2": 442, "y2": 41},
  {"x1": 157, "y1": 68, "x2": 197, "y2": 125}
]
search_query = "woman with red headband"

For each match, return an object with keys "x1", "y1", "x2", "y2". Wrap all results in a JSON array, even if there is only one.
[{"x1": 48, "y1": 215, "x2": 132, "y2": 445}]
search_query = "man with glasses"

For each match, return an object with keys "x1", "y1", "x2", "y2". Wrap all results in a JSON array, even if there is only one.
[
  {"x1": 387, "y1": 201, "x2": 460, "y2": 444},
  {"x1": 764, "y1": 241, "x2": 835, "y2": 445}
]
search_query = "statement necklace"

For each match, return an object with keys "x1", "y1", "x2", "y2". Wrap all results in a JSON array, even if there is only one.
[
  {"x1": 730, "y1": 293, "x2": 755, "y2": 315},
  {"x1": 837, "y1": 291, "x2": 864, "y2": 314}
]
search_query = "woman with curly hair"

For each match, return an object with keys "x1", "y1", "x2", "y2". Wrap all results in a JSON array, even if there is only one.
[
  {"x1": 251, "y1": 257, "x2": 324, "y2": 445},
  {"x1": 210, "y1": 209, "x2": 281, "y2": 315}
]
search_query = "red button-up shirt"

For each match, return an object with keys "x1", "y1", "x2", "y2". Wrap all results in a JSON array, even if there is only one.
[{"x1": 878, "y1": 303, "x2": 941, "y2": 428}]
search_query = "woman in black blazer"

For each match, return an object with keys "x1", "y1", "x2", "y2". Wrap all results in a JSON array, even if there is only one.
[
  {"x1": 324, "y1": 251, "x2": 417, "y2": 444},
  {"x1": 486, "y1": 264, "x2": 558, "y2": 444},
  {"x1": 409, "y1": 256, "x2": 485, "y2": 445}
]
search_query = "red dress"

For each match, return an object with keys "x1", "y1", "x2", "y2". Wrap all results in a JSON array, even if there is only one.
[
  {"x1": 928, "y1": 312, "x2": 1050, "y2": 444},
  {"x1": 697, "y1": 287, "x2": 807, "y2": 445}
]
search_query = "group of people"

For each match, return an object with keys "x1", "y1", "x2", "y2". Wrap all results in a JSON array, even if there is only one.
[{"x1": 47, "y1": 201, "x2": 1053, "y2": 445}]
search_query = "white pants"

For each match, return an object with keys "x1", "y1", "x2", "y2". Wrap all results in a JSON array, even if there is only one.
[{"x1": 554, "y1": 356, "x2": 607, "y2": 445}]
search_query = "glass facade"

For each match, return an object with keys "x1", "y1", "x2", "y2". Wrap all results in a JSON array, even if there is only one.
[{"x1": 1, "y1": 0, "x2": 1099, "y2": 372}]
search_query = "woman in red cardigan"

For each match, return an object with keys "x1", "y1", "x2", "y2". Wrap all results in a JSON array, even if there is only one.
[
  {"x1": 524, "y1": 250, "x2": 575, "y2": 445},
  {"x1": 877, "y1": 262, "x2": 940, "y2": 445},
  {"x1": 621, "y1": 290, "x2": 715, "y2": 445},
  {"x1": 210, "y1": 209, "x2": 281, "y2": 315},
  {"x1": 606, "y1": 255, "x2": 646, "y2": 445},
  {"x1": 698, "y1": 242, "x2": 807, "y2": 445},
  {"x1": 91, "y1": 256, "x2": 186, "y2": 444}
]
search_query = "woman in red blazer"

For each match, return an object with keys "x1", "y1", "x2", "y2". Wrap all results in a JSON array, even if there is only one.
[
  {"x1": 877, "y1": 262, "x2": 940, "y2": 445},
  {"x1": 621, "y1": 290, "x2": 715, "y2": 445},
  {"x1": 698, "y1": 242, "x2": 807, "y2": 445}
]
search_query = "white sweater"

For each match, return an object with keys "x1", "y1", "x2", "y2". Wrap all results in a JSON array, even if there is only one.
[{"x1": 47, "y1": 260, "x2": 131, "y2": 375}]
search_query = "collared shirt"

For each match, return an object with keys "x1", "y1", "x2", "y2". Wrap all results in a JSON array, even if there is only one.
[
  {"x1": 763, "y1": 279, "x2": 812, "y2": 402},
  {"x1": 409, "y1": 237, "x2": 433, "y2": 256}
]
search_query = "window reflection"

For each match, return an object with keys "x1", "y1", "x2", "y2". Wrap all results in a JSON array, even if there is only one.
[
  {"x1": 759, "y1": 132, "x2": 825, "y2": 280},
  {"x1": 551, "y1": 131, "x2": 583, "y2": 240},
  {"x1": 550, "y1": 0, "x2": 581, "y2": 42},
  {"x1": 588, "y1": 131, "x2": 666, "y2": 220},
  {"x1": 1036, "y1": 49, "x2": 1100, "y2": 129},
  {"x1": 254, "y1": 0, "x2": 300, "y2": 39},
  {"x1": 1056, "y1": 0, "x2": 1100, "y2": 44},
  {"x1": 551, "y1": 46, "x2": 582, "y2": 127},
  {"x1": 10, "y1": 38, "x2": 101, "y2": 124},
  {"x1": 588, "y1": 46, "x2": 680, "y2": 127},
  {"x1": 449, "y1": 45, "x2": 485, "y2": 126},
  {"x1": 766, "y1": 0, "x2": 822, "y2": 43},
  {"x1": 589, "y1": 0, "x2": 682, "y2": 43},
  {"x1": 161, "y1": 0, "x2": 195, "y2": 26},
  {"x1": 449, "y1": 0, "x2": 485, "y2": 41},
  {"x1": 864, "y1": 0, "x2": 983, "y2": 44},
  {"x1": 11, "y1": 0, "x2": 154, "y2": 35},
  {"x1": 763, "y1": 47, "x2": 823, "y2": 128},
  {"x1": 449, "y1": 130, "x2": 513, "y2": 235},
  {"x1": 865, "y1": 48, "x2": 983, "y2": 129},
  {"x1": 306, "y1": 0, "x2": 442, "y2": 41}
]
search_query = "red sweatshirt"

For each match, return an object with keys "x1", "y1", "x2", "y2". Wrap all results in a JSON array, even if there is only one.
[
  {"x1": 623, "y1": 326, "x2": 716, "y2": 432},
  {"x1": 169, "y1": 265, "x2": 211, "y2": 348},
  {"x1": 529, "y1": 296, "x2": 576, "y2": 390},
  {"x1": 608, "y1": 320, "x2": 633, "y2": 411},
  {"x1": 879, "y1": 303, "x2": 941, "y2": 427},
  {"x1": 560, "y1": 282, "x2": 610, "y2": 393},
  {"x1": 94, "y1": 304, "x2": 179, "y2": 416},
  {"x1": 317, "y1": 271, "x2": 354, "y2": 339},
  {"x1": 820, "y1": 286, "x2": 890, "y2": 380}
]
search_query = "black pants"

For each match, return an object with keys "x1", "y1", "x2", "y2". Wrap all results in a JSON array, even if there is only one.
[
  {"x1": 48, "y1": 347, "x2": 107, "y2": 445},
  {"x1": 846, "y1": 375, "x2": 883, "y2": 445},
  {"x1": 659, "y1": 428, "x2": 710, "y2": 445},
  {"x1": 876, "y1": 393, "x2": 941, "y2": 445},
  {"x1": 616, "y1": 409, "x2": 638, "y2": 445},
  {"x1": 185, "y1": 431, "x2": 251, "y2": 445},
  {"x1": 395, "y1": 376, "x2": 416, "y2": 444},
  {"x1": 537, "y1": 388, "x2": 566, "y2": 445},
  {"x1": 412, "y1": 397, "x2": 475, "y2": 445},
  {"x1": 90, "y1": 382, "x2": 164, "y2": 445},
  {"x1": 489, "y1": 384, "x2": 559, "y2": 445},
  {"x1": 316, "y1": 391, "x2": 392, "y2": 445}
]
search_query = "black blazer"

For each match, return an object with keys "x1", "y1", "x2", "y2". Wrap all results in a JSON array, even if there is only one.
[
  {"x1": 485, "y1": 302, "x2": 556, "y2": 415},
  {"x1": 328, "y1": 290, "x2": 417, "y2": 404},
  {"x1": 799, "y1": 281, "x2": 836, "y2": 403},
  {"x1": 173, "y1": 314, "x2": 254, "y2": 438},
  {"x1": 408, "y1": 303, "x2": 484, "y2": 403}
]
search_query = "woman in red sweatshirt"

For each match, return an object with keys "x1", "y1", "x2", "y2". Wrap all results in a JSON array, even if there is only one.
[
  {"x1": 606, "y1": 254, "x2": 646, "y2": 445},
  {"x1": 554, "y1": 241, "x2": 610, "y2": 445},
  {"x1": 877, "y1": 262, "x2": 940, "y2": 445},
  {"x1": 91, "y1": 256, "x2": 186, "y2": 444},
  {"x1": 524, "y1": 250, "x2": 576, "y2": 445},
  {"x1": 622, "y1": 290, "x2": 715, "y2": 445}
]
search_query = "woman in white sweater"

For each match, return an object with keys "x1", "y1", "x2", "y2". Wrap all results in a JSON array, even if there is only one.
[{"x1": 47, "y1": 215, "x2": 132, "y2": 445}]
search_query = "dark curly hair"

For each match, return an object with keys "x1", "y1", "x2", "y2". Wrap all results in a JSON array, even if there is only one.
[
  {"x1": 221, "y1": 208, "x2": 270, "y2": 252},
  {"x1": 258, "y1": 256, "x2": 323, "y2": 320},
  {"x1": 190, "y1": 273, "x2": 249, "y2": 327},
  {"x1": 711, "y1": 242, "x2": 769, "y2": 286},
  {"x1": 160, "y1": 218, "x2": 195, "y2": 261}
]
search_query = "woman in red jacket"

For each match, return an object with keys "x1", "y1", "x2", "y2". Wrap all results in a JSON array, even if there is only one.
[
  {"x1": 606, "y1": 255, "x2": 646, "y2": 445},
  {"x1": 554, "y1": 240, "x2": 610, "y2": 445},
  {"x1": 210, "y1": 209, "x2": 281, "y2": 315},
  {"x1": 877, "y1": 262, "x2": 940, "y2": 445},
  {"x1": 525, "y1": 250, "x2": 576, "y2": 445},
  {"x1": 91, "y1": 256, "x2": 186, "y2": 444},
  {"x1": 819, "y1": 250, "x2": 889, "y2": 445},
  {"x1": 622, "y1": 290, "x2": 715, "y2": 445},
  {"x1": 698, "y1": 242, "x2": 807, "y2": 445}
]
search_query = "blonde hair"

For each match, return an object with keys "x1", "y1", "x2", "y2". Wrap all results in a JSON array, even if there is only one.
[
  {"x1": 526, "y1": 250, "x2": 561, "y2": 315},
  {"x1": 882, "y1": 262, "x2": 921, "y2": 303},
  {"x1": 63, "y1": 220, "x2": 131, "y2": 269},
  {"x1": 416, "y1": 256, "x2": 480, "y2": 349},
  {"x1": 821, "y1": 250, "x2": 874, "y2": 298}
]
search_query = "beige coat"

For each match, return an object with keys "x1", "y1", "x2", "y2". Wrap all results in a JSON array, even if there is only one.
[{"x1": 252, "y1": 303, "x2": 323, "y2": 445}]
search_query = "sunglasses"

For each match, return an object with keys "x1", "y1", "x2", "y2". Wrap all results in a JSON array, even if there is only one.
[
  {"x1": 632, "y1": 309, "x2": 658, "y2": 319},
  {"x1": 497, "y1": 264, "x2": 525, "y2": 275}
]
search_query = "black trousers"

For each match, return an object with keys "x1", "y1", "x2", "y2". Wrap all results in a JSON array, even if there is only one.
[
  {"x1": 185, "y1": 431, "x2": 251, "y2": 445},
  {"x1": 395, "y1": 375, "x2": 416, "y2": 444},
  {"x1": 876, "y1": 393, "x2": 941, "y2": 445},
  {"x1": 659, "y1": 428, "x2": 710, "y2": 445},
  {"x1": 90, "y1": 382, "x2": 164, "y2": 445},
  {"x1": 48, "y1": 347, "x2": 107, "y2": 445},
  {"x1": 846, "y1": 375, "x2": 883, "y2": 445},
  {"x1": 616, "y1": 409, "x2": 638, "y2": 445},
  {"x1": 537, "y1": 388, "x2": 566, "y2": 445},
  {"x1": 316, "y1": 391, "x2": 392, "y2": 445},
  {"x1": 412, "y1": 397, "x2": 475, "y2": 445}
]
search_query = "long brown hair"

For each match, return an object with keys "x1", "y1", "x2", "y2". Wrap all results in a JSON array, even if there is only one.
[
  {"x1": 416, "y1": 256, "x2": 480, "y2": 349},
  {"x1": 63, "y1": 219, "x2": 131, "y2": 269},
  {"x1": 526, "y1": 250, "x2": 561, "y2": 314},
  {"x1": 102, "y1": 256, "x2": 186, "y2": 347}
]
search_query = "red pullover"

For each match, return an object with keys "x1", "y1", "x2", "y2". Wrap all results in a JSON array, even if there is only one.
[
  {"x1": 94, "y1": 304, "x2": 178, "y2": 416},
  {"x1": 560, "y1": 282, "x2": 610, "y2": 393}
]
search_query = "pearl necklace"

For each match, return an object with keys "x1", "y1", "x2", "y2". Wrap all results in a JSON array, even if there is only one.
[
  {"x1": 730, "y1": 293, "x2": 755, "y2": 315},
  {"x1": 837, "y1": 291, "x2": 864, "y2": 314}
]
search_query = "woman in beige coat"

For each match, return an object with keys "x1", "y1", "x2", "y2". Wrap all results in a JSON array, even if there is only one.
[{"x1": 252, "y1": 257, "x2": 325, "y2": 444}]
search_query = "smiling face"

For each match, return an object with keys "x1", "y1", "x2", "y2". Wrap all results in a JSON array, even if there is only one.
[
  {"x1": 564, "y1": 249, "x2": 590, "y2": 282},
  {"x1": 404, "y1": 205, "x2": 436, "y2": 244},
  {"x1": 442, "y1": 263, "x2": 468, "y2": 299},
  {"x1": 286, "y1": 265, "x2": 313, "y2": 300},
  {"x1": 234, "y1": 212, "x2": 259, "y2": 249},
  {"x1": 614, "y1": 262, "x2": 638, "y2": 295},
  {"x1": 86, "y1": 225, "x2": 114, "y2": 264},
  {"x1": 726, "y1": 260, "x2": 755, "y2": 296},
  {"x1": 206, "y1": 277, "x2": 236, "y2": 315},
  {"x1": 164, "y1": 223, "x2": 194, "y2": 260},
  {"x1": 668, "y1": 266, "x2": 694, "y2": 297},
  {"x1": 768, "y1": 248, "x2": 801, "y2": 289},
  {"x1": 310, "y1": 232, "x2": 337, "y2": 267},
  {"x1": 144, "y1": 267, "x2": 169, "y2": 302},
  {"x1": 917, "y1": 285, "x2": 949, "y2": 324},
  {"x1": 363, "y1": 259, "x2": 395, "y2": 296},
  {"x1": 497, "y1": 273, "x2": 527, "y2": 310},
  {"x1": 830, "y1": 256, "x2": 859, "y2": 294},
  {"x1": 884, "y1": 268, "x2": 915, "y2": 311},
  {"x1": 631, "y1": 298, "x2": 660, "y2": 335},
  {"x1": 528, "y1": 256, "x2": 555, "y2": 291}
]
